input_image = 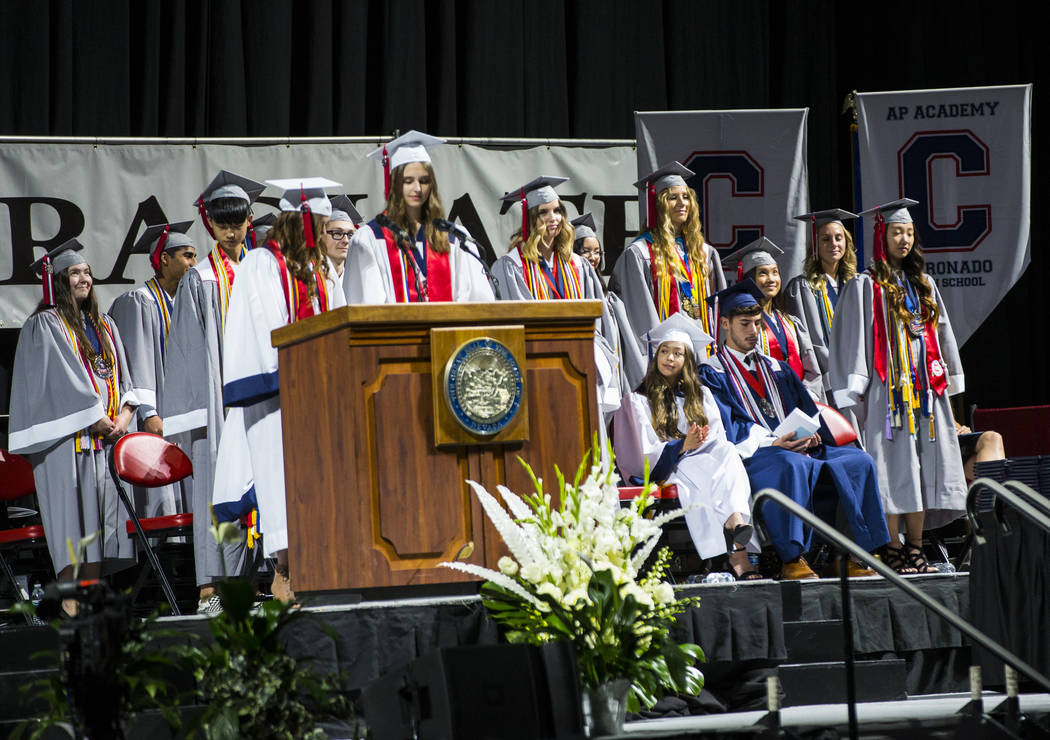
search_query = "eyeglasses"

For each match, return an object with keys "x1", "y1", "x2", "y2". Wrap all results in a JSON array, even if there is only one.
[{"x1": 326, "y1": 229, "x2": 354, "y2": 240}]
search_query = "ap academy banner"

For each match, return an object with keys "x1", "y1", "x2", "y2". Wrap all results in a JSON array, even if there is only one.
[
  {"x1": 634, "y1": 109, "x2": 810, "y2": 278},
  {"x1": 0, "y1": 142, "x2": 638, "y2": 327},
  {"x1": 855, "y1": 84, "x2": 1032, "y2": 344}
]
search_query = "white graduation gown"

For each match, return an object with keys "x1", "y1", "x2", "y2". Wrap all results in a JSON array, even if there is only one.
[
  {"x1": 612, "y1": 388, "x2": 752, "y2": 560},
  {"x1": 222, "y1": 250, "x2": 347, "y2": 557},
  {"x1": 343, "y1": 222, "x2": 495, "y2": 303},
  {"x1": 829, "y1": 272, "x2": 967, "y2": 527},
  {"x1": 8, "y1": 310, "x2": 140, "y2": 573}
]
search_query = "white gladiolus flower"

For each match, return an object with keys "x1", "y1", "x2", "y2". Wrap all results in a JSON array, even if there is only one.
[
  {"x1": 537, "y1": 581, "x2": 563, "y2": 603},
  {"x1": 654, "y1": 583, "x2": 675, "y2": 605},
  {"x1": 498, "y1": 556, "x2": 519, "y2": 576},
  {"x1": 521, "y1": 563, "x2": 543, "y2": 583}
]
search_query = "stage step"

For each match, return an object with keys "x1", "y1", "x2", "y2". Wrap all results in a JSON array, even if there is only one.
[
  {"x1": 778, "y1": 658, "x2": 908, "y2": 707},
  {"x1": 783, "y1": 618, "x2": 844, "y2": 662}
]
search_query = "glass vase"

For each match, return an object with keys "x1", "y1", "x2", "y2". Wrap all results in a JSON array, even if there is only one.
[{"x1": 582, "y1": 678, "x2": 631, "y2": 737}]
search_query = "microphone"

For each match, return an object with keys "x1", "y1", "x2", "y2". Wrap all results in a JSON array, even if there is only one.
[
  {"x1": 375, "y1": 213, "x2": 426, "y2": 300},
  {"x1": 375, "y1": 213, "x2": 412, "y2": 247},
  {"x1": 431, "y1": 218, "x2": 501, "y2": 298}
]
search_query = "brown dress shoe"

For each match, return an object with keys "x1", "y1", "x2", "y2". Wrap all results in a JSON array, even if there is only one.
[
  {"x1": 271, "y1": 571, "x2": 297, "y2": 604},
  {"x1": 822, "y1": 557, "x2": 879, "y2": 578},
  {"x1": 780, "y1": 555, "x2": 819, "y2": 580}
]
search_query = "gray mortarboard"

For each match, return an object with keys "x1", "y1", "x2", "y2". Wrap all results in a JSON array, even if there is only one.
[
  {"x1": 721, "y1": 236, "x2": 784, "y2": 281},
  {"x1": 705, "y1": 278, "x2": 765, "y2": 317},
  {"x1": 195, "y1": 170, "x2": 266, "y2": 207},
  {"x1": 571, "y1": 212, "x2": 598, "y2": 243},
  {"x1": 794, "y1": 208, "x2": 858, "y2": 261},
  {"x1": 329, "y1": 195, "x2": 363, "y2": 225},
  {"x1": 643, "y1": 311, "x2": 714, "y2": 360},
  {"x1": 500, "y1": 176, "x2": 569, "y2": 240},
  {"x1": 858, "y1": 198, "x2": 919, "y2": 261},
  {"x1": 29, "y1": 238, "x2": 87, "y2": 306},
  {"x1": 266, "y1": 177, "x2": 342, "y2": 218},
  {"x1": 635, "y1": 161, "x2": 695, "y2": 229},
  {"x1": 251, "y1": 213, "x2": 278, "y2": 243},
  {"x1": 132, "y1": 221, "x2": 195, "y2": 270},
  {"x1": 368, "y1": 130, "x2": 445, "y2": 198}
]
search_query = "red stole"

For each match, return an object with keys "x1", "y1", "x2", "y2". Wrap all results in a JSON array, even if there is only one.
[
  {"x1": 263, "y1": 241, "x2": 328, "y2": 322},
  {"x1": 872, "y1": 280, "x2": 948, "y2": 396},
  {"x1": 763, "y1": 312, "x2": 804, "y2": 380},
  {"x1": 379, "y1": 226, "x2": 453, "y2": 302}
]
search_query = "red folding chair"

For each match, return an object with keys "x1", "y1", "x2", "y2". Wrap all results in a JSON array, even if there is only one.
[
  {"x1": 0, "y1": 450, "x2": 51, "y2": 615},
  {"x1": 815, "y1": 402, "x2": 858, "y2": 446},
  {"x1": 108, "y1": 433, "x2": 193, "y2": 616}
]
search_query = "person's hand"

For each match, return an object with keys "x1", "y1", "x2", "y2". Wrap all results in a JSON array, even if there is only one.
[
  {"x1": 954, "y1": 420, "x2": 971, "y2": 435},
  {"x1": 143, "y1": 415, "x2": 163, "y2": 436},
  {"x1": 89, "y1": 416, "x2": 117, "y2": 438},
  {"x1": 682, "y1": 423, "x2": 709, "y2": 452},
  {"x1": 772, "y1": 432, "x2": 811, "y2": 453},
  {"x1": 104, "y1": 407, "x2": 134, "y2": 443}
]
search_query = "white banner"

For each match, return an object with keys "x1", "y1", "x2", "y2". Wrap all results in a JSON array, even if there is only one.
[
  {"x1": 0, "y1": 141, "x2": 637, "y2": 327},
  {"x1": 634, "y1": 109, "x2": 810, "y2": 278},
  {"x1": 855, "y1": 84, "x2": 1032, "y2": 344}
]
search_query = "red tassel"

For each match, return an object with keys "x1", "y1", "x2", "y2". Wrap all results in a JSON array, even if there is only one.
[
  {"x1": 647, "y1": 182, "x2": 657, "y2": 231},
  {"x1": 520, "y1": 189, "x2": 529, "y2": 241},
  {"x1": 810, "y1": 214, "x2": 818, "y2": 263},
  {"x1": 382, "y1": 145, "x2": 391, "y2": 201},
  {"x1": 300, "y1": 187, "x2": 315, "y2": 249},
  {"x1": 873, "y1": 213, "x2": 886, "y2": 263},
  {"x1": 247, "y1": 217, "x2": 257, "y2": 251},
  {"x1": 41, "y1": 254, "x2": 54, "y2": 306},
  {"x1": 150, "y1": 225, "x2": 170, "y2": 271},
  {"x1": 197, "y1": 198, "x2": 216, "y2": 240},
  {"x1": 736, "y1": 261, "x2": 743, "y2": 283}
]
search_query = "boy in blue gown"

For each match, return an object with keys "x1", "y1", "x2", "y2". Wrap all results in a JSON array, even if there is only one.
[{"x1": 699, "y1": 280, "x2": 889, "y2": 579}]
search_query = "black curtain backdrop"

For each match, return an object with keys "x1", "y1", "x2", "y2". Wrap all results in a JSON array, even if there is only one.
[{"x1": 0, "y1": 0, "x2": 1043, "y2": 411}]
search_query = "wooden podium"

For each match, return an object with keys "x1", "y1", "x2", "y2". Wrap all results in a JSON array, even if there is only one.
[{"x1": 271, "y1": 301, "x2": 603, "y2": 594}]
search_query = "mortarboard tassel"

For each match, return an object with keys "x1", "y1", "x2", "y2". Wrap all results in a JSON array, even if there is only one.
[
  {"x1": 150, "y1": 225, "x2": 171, "y2": 271},
  {"x1": 647, "y1": 182, "x2": 658, "y2": 232},
  {"x1": 247, "y1": 216, "x2": 257, "y2": 251},
  {"x1": 872, "y1": 212, "x2": 886, "y2": 263},
  {"x1": 382, "y1": 146, "x2": 391, "y2": 201},
  {"x1": 300, "y1": 187, "x2": 316, "y2": 249},
  {"x1": 520, "y1": 189, "x2": 529, "y2": 241},
  {"x1": 736, "y1": 261, "x2": 743, "y2": 283},
  {"x1": 810, "y1": 214, "x2": 818, "y2": 263},
  {"x1": 41, "y1": 254, "x2": 54, "y2": 307}
]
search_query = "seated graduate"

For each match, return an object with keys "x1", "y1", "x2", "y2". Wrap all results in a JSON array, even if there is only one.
[
  {"x1": 721, "y1": 237, "x2": 825, "y2": 401},
  {"x1": 344, "y1": 130, "x2": 494, "y2": 303},
  {"x1": 222, "y1": 177, "x2": 347, "y2": 603},
  {"x1": 321, "y1": 195, "x2": 362, "y2": 281},
  {"x1": 613, "y1": 313, "x2": 757, "y2": 580},
  {"x1": 699, "y1": 280, "x2": 890, "y2": 580}
]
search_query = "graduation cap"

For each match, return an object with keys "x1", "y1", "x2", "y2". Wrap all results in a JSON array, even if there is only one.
[
  {"x1": 721, "y1": 236, "x2": 784, "y2": 282},
  {"x1": 29, "y1": 238, "x2": 86, "y2": 307},
  {"x1": 367, "y1": 130, "x2": 445, "y2": 200},
  {"x1": 643, "y1": 311, "x2": 714, "y2": 360},
  {"x1": 133, "y1": 221, "x2": 195, "y2": 271},
  {"x1": 266, "y1": 177, "x2": 342, "y2": 249},
  {"x1": 705, "y1": 278, "x2": 765, "y2": 317},
  {"x1": 329, "y1": 195, "x2": 363, "y2": 225},
  {"x1": 858, "y1": 198, "x2": 919, "y2": 262},
  {"x1": 499, "y1": 176, "x2": 569, "y2": 241},
  {"x1": 194, "y1": 170, "x2": 266, "y2": 240},
  {"x1": 251, "y1": 212, "x2": 277, "y2": 239},
  {"x1": 635, "y1": 161, "x2": 695, "y2": 230},
  {"x1": 571, "y1": 212, "x2": 597, "y2": 243},
  {"x1": 794, "y1": 208, "x2": 858, "y2": 262}
]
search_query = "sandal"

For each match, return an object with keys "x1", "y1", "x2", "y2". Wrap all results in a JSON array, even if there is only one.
[
  {"x1": 904, "y1": 542, "x2": 939, "y2": 574},
  {"x1": 728, "y1": 544, "x2": 763, "y2": 581},
  {"x1": 879, "y1": 545, "x2": 918, "y2": 575}
]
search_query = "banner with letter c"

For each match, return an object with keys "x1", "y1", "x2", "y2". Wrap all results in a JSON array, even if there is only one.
[{"x1": 855, "y1": 84, "x2": 1032, "y2": 344}]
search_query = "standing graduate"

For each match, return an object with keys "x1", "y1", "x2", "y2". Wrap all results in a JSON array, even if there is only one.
[
  {"x1": 699, "y1": 280, "x2": 889, "y2": 579},
  {"x1": 829, "y1": 200, "x2": 967, "y2": 574},
  {"x1": 613, "y1": 313, "x2": 756, "y2": 579},
  {"x1": 322, "y1": 195, "x2": 362, "y2": 281},
  {"x1": 609, "y1": 161, "x2": 725, "y2": 341},
  {"x1": 222, "y1": 178, "x2": 347, "y2": 603},
  {"x1": 162, "y1": 170, "x2": 263, "y2": 612},
  {"x1": 344, "y1": 130, "x2": 494, "y2": 303},
  {"x1": 783, "y1": 209, "x2": 859, "y2": 405},
  {"x1": 491, "y1": 176, "x2": 606, "y2": 301},
  {"x1": 722, "y1": 237, "x2": 824, "y2": 401},
  {"x1": 8, "y1": 241, "x2": 140, "y2": 614}
]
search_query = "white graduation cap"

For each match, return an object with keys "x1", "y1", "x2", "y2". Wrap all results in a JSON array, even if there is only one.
[
  {"x1": 266, "y1": 177, "x2": 342, "y2": 218},
  {"x1": 368, "y1": 130, "x2": 445, "y2": 199},
  {"x1": 643, "y1": 311, "x2": 714, "y2": 360}
]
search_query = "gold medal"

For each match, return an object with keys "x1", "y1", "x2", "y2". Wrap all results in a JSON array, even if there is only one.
[{"x1": 92, "y1": 355, "x2": 113, "y2": 380}]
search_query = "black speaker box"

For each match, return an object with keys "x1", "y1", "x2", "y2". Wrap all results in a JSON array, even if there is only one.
[{"x1": 361, "y1": 641, "x2": 583, "y2": 740}]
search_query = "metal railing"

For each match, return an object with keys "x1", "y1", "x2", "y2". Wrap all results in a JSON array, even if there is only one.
[
  {"x1": 966, "y1": 477, "x2": 1050, "y2": 545},
  {"x1": 751, "y1": 487, "x2": 1050, "y2": 740}
]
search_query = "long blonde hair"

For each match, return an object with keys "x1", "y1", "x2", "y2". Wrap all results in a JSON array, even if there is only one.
[
  {"x1": 646, "y1": 186, "x2": 708, "y2": 283},
  {"x1": 386, "y1": 162, "x2": 451, "y2": 254},
  {"x1": 509, "y1": 200, "x2": 575, "y2": 262},
  {"x1": 804, "y1": 223, "x2": 858, "y2": 289}
]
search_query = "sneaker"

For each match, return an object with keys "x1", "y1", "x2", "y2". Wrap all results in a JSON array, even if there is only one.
[{"x1": 196, "y1": 594, "x2": 223, "y2": 615}]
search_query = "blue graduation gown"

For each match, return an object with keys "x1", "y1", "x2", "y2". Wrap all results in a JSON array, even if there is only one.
[{"x1": 700, "y1": 356, "x2": 889, "y2": 562}]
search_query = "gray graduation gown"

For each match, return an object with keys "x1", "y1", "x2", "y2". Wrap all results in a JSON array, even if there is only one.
[
  {"x1": 109, "y1": 284, "x2": 183, "y2": 518},
  {"x1": 828, "y1": 272, "x2": 967, "y2": 528},
  {"x1": 161, "y1": 258, "x2": 248, "y2": 585},
  {"x1": 8, "y1": 310, "x2": 140, "y2": 574}
]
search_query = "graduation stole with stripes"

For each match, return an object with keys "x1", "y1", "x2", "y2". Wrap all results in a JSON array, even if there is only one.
[
  {"x1": 717, "y1": 345, "x2": 787, "y2": 431},
  {"x1": 760, "y1": 310, "x2": 804, "y2": 380},
  {"x1": 208, "y1": 244, "x2": 239, "y2": 335},
  {"x1": 518, "y1": 246, "x2": 582, "y2": 300},
  {"x1": 814, "y1": 277, "x2": 836, "y2": 345},
  {"x1": 56, "y1": 311, "x2": 120, "y2": 451},
  {"x1": 263, "y1": 241, "x2": 328, "y2": 323},
  {"x1": 376, "y1": 223, "x2": 453, "y2": 302},
  {"x1": 143, "y1": 277, "x2": 174, "y2": 354},
  {"x1": 646, "y1": 236, "x2": 712, "y2": 334}
]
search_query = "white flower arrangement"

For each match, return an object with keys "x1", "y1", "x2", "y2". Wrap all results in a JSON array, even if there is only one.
[{"x1": 440, "y1": 444, "x2": 704, "y2": 711}]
